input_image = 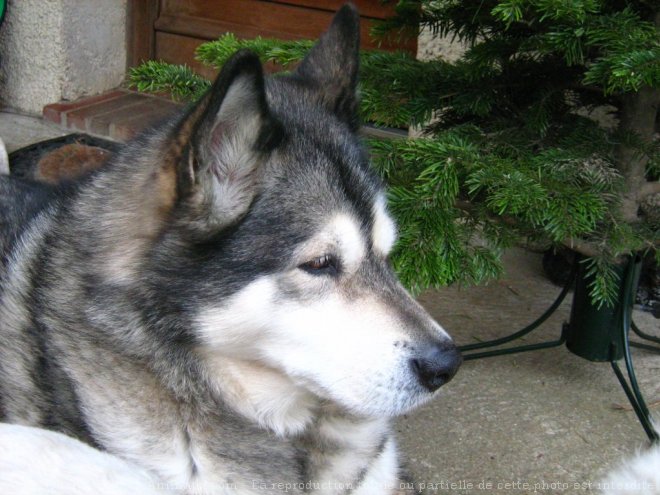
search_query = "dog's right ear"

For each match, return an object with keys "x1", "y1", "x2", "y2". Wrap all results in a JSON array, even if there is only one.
[
  {"x1": 101, "y1": 52, "x2": 283, "y2": 281},
  {"x1": 293, "y1": 4, "x2": 361, "y2": 130},
  {"x1": 176, "y1": 50, "x2": 283, "y2": 232}
]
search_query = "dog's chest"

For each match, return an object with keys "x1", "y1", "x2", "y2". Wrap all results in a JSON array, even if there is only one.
[
  {"x1": 290, "y1": 413, "x2": 397, "y2": 494},
  {"x1": 71, "y1": 353, "x2": 398, "y2": 494},
  {"x1": 179, "y1": 412, "x2": 396, "y2": 495},
  {"x1": 186, "y1": 357, "x2": 399, "y2": 493}
]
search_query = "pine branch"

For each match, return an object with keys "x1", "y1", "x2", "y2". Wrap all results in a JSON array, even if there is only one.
[
  {"x1": 128, "y1": 61, "x2": 210, "y2": 101},
  {"x1": 196, "y1": 34, "x2": 313, "y2": 69}
]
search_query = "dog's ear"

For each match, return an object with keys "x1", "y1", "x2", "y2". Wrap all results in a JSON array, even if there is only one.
[
  {"x1": 181, "y1": 50, "x2": 283, "y2": 231},
  {"x1": 293, "y1": 4, "x2": 360, "y2": 130}
]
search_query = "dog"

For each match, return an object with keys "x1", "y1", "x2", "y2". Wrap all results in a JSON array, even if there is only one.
[
  {"x1": 0, "y1": 5, "x2": 462, "y2": 494},
  {"x1": 0, "y1": 137, "x2": 8, "y2": 174},
  {"x1": 600, "y1": 443, "x2": 660, "y2": 495}
]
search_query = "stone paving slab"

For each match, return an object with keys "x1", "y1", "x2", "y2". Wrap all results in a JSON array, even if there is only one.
[
  {"x1": 403, "y1": 248, "x2": 658, "y2": 494},
  {"x1": 0, "y1": 111, "x2": 69, "y2": 153}
]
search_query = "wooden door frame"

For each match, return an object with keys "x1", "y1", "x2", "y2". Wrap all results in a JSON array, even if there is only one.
[{"x1": 126, "y1": 0, "x2": 160, "y2": 68}]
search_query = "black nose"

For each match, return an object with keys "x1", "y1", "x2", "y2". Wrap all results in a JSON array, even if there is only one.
[{"x1": 410, "y1": 341, "x2": 462, "y2": 392}]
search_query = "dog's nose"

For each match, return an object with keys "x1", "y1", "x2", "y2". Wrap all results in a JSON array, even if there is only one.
[{"x1": 410, "y1": 341, "x2": 462, "y2": 392}]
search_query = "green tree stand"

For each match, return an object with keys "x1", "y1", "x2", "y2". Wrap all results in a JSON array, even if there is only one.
[{"x1": 459, "y1": 255, "x2": 659, "y2": 443}]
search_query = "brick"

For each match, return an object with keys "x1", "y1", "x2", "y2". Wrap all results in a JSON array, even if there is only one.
[
  {"x1": 42, "y1": 89, "x2": 184, "y2": 140},
  {"x1": 65, "y1": 93, "x2": 147, "y2": 133},
  {"x1": 108, "y1": 100, "x2": 181, "y2": 141},
  {"x1": 42, "y1": 106, "x2": 63, "y2": 125},
  {"x1": 42, "y1": 90, "x2": 128, "y2": 126}
]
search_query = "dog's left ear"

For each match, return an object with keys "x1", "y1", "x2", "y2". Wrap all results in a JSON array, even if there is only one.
[
  {"x1": 293, "y1": 4, "x2": 361, "y2": 130},
  {"x1": 182, "y1": 49, "x2": 283, "y2": 231}
]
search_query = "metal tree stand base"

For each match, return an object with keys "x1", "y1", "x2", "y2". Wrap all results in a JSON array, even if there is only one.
[{"x1": 458, "y1": 255, "x2": 660, "y2": 443}]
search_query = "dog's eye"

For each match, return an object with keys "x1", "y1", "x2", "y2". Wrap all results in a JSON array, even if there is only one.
[{"x1": 300, "y1": 255, "x2": 338, "y2": 276}]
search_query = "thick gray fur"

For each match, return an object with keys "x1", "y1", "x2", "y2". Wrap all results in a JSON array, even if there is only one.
[{"x1": 0, "y1": 5, "x2": 460, "y2": 494}]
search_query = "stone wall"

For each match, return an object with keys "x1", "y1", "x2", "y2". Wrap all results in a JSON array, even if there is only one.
[
  {"x1": 0, "y1": 0, "x2": 127, "y2": 114},
  {"x1": 417, "y1": 27, "x2": 467, "y2": 62}
]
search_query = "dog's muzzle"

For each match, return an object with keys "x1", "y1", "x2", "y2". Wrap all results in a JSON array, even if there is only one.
[{"x1": 410, "y1": 341, "x2": 462, "y2": 392}]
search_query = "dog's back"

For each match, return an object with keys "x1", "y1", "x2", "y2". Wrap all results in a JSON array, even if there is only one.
[{"x1": 0, "y1": 176, "x2": 54, "y2": 273}]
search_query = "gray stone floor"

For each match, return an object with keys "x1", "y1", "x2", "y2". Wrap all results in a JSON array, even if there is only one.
[
  {"x1": 0, "y1": 110, "x2": 68, "y2": 152},
  {"x1": 1, "y1": 111, "x2": 659, "y2": 493},
  {"x1": 403, "y1": 249, "x2": 658, "y2": 494}
]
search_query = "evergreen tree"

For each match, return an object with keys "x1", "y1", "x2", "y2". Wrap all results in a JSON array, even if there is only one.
[{"x1": 130, "y1": 1, "x2": 659, "y2": 305}]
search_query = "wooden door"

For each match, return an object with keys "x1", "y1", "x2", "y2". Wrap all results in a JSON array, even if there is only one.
[{"x1": 128, "y1": 1, "x2": 416, "y2": 78}]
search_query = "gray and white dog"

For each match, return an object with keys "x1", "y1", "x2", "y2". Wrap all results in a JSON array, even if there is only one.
[{"x1": 0, "y1": 5, "x2": 461, "y2": 494}]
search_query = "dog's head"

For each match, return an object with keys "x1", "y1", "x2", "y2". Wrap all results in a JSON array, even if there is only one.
[{"x1": 108, "y1": 5, "x2": 461, "y2": 421}]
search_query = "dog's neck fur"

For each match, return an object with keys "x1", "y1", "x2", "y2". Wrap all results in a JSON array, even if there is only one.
[
  {"x1": 201, "y1": 353, "x2": 392, "y2": 439},
  {"x1": 198, "y1": 354, "x2": 396, "y2": 491},
  {"x1": 202, "y1": 354, "x2": 319, "y2": 436}
]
